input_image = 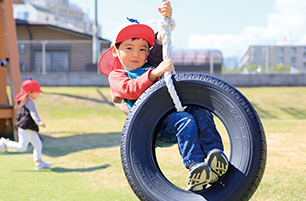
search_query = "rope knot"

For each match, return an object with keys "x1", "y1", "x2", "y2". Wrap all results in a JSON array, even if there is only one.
[{"x1": 157, "y1": 18, "x2": 176, "y2": 33}]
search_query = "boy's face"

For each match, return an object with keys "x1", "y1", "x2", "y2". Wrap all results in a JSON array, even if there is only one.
[{"x1": 113, "y1": 38, "x2": 149, "y2": 71}]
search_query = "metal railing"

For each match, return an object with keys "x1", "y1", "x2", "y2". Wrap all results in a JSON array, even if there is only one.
[{"x1": 17, "y1": 40, "x2": 109, "y2": 74}]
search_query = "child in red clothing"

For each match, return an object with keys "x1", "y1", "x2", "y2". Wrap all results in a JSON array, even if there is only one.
[
  {"x1": 99, "y1": 1, "x2": 228, "y2": 191},
  {"x1": 0, "y1": 78, "x2": 52, "y2": 170}
]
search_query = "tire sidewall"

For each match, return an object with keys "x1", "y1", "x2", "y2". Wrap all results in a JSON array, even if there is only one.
[{"x1": 121, "y1": 73, "x2": 266, "y2": 201}]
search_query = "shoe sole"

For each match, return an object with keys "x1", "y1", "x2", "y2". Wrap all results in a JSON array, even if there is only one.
[
  {"x1": 0, "y1": 139, "x2": 6, "y2": 151},
  {"x1": 0, "y1": 145, "x2": 5, "y2": 151},
  {"x1": 36, "y1": 166, "x2": 52, "y2": 170},
  {"x1": 206, "y1": 149, "x2": 228, "y2": 177},
  {"x1": 36, "y1": 163, "x2": 52, "y2": 170},
  {"x1": 187, "y1": 163, "x2": 212, "y2": 191}
]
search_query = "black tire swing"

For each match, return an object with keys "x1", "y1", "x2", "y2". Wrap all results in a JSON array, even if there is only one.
[
  {"x1": 120, "y1": 2, "x2": 267, "y2": 200},
  {"x1": 121, "y1": 73, "x2": 267, "y2": 201}
]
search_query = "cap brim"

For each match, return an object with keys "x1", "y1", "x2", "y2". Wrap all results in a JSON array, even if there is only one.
[{"x1": 98, "y1": 48, "x2": 122, "y2": 76}]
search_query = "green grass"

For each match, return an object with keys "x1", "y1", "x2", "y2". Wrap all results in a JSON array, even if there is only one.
[{"x1": 1, "y1": 86, "x2": 306, "y2": 200}]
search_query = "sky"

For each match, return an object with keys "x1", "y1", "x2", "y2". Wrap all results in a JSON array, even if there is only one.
[{"x1": 70, "y1": 0, "x2": 306, "y2": 58}]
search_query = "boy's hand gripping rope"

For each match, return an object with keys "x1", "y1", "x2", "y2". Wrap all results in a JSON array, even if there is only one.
[{"x1": 158, "y1": 1, "x2": 184, "y2": 112}]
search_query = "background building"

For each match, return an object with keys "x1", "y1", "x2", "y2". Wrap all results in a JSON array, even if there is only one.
[
  {"x1": 16, "y1": 19, "x2": 110, "y2": 73},
  {"x1": 13, "y1": 0, "x2": 97, "y2": 36},
  {"x1": 12, "y1": 0, "x2": 111, "y2": 76},
  {"x1": 240, "y1": 45, "x2": 306, "y2": 74},
  {"x1": 172, "y1": 50, "x2": 223, "y2": 74}
]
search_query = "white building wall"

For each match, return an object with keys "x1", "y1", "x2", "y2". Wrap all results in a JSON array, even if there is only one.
[
  {"x1": 13, "y1": 3, "x2": 37, "y2": 21},
  {"x1": 13, "y1": 0, "x2": 97, "y2": 37}
]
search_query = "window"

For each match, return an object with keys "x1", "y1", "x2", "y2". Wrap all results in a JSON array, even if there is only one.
[
  {"x1": 17, "y1": 12, "x2": 29, "y2": 20},
  {"x1": 18, "y1": 43, "x2": 25, "y2": 54},
  {"x1": 50, "y1": 52, "x2": 69, "y2": 72},
  {"x1": 34, "y1": 52, "x2": 42, "y2": 73},
  {"x1": 34, "y1": 51, "x2": 69, "y2": 73},
  {"x1": 279, "y1": 47, "x2": 284, "y2": 56},
  {"x1": 291, "y1": 57, "x2": 296, "y2": 67},
  {"x1": 303, "y1": 47, "x2": 306, "y2": 58},
  {"x1": 278, "y1": 57, "x2": 284, "y2": 64},
  {"x1": 291, "y1": 47, "x2": 296, "y2": 56}
]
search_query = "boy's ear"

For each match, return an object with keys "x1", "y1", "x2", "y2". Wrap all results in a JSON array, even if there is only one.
[{"x1": 111, "y1": 45, "x2": 118, "y2": 58}]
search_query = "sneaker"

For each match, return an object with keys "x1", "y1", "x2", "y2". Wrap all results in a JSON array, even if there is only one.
[
  {"x1": 187, "y1": 162, "x2": 212, "y2": 191},
  {"x1": 0, "y1": 137, "x2": 7, "y2": 151},
  {"x1": 36, "y1": 160, "x2": 52, "y2": 170},
  {"x1": 206, "y1": 149, "x2": 229, "y2": 183}
]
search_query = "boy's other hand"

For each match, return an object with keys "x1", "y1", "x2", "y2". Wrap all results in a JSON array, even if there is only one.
[
  {"x1": 156, "y1": 1, "x2": 173, "y2": 44},
  {"x1": 158, "y1": 1, "x2": 172, "y2": 19}
]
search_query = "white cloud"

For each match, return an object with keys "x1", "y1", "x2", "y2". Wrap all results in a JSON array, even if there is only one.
[{"x1": 188, "y1": 0, "x2": 306, "y2": 58}]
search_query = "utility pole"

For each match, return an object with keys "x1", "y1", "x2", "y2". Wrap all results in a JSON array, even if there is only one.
[
  {"x1": 210, "y1": 49, "x2": 214, "y2": 74},
  {"x1": 265, "y1": 45, "x2": 269, "y2": 73},
  {"x1": 92, "y1": 0, "x2": 98, "y2": 67}
]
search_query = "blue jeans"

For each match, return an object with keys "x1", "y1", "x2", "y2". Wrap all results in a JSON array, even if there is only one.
[{"x1": 156, "y1": 106, "x2": 224, "y2": 168}]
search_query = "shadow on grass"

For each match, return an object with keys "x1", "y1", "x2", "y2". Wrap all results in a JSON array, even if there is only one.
[
  {"x1": 252, "y1": 103, "x2": 277, "y2": 119},
  {"x1": 11, "y1": 164, "x2": 110, "y2": 173},
  {"x1": 279, "y1": 107, "x2": 306, "y2": 119},
  {"x1": 2, "y1": 132, "x2": 121, "y2": 158},
  {"x1": 40, "y1": 132, "x2": 121, "y2": 157},
  {"x1": 51, "y1": 164, "x2": 110, "y2": 173},
  {"x1": 44, "y1": 88, "x2": 113, "y2": 106}
]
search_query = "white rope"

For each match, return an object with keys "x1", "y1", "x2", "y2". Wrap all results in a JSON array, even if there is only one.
[{"x1": 158, "y1": 10, "x2": 184, "y2": 112}]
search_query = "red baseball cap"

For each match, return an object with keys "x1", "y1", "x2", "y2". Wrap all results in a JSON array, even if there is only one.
[
  {"x1": 99, "y1": 22, "x2": 154, "y2": 76},
  {"x1": 15, "y1": 79, "x2": 43, "y2": 102}
]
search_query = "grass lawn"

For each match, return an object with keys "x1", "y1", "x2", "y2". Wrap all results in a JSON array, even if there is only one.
[{"x1": 1, "y1": 86, "x2": 306, "y2": 200}]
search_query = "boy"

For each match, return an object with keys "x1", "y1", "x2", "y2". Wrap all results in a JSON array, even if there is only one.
[{"x1": 99, "y1": 1, "x2": 228, "y2": 191}]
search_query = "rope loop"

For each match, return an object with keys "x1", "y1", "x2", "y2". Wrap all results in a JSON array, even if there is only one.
[{"x1": 164, "y1": 71, "x2": 184, "y2": 112}]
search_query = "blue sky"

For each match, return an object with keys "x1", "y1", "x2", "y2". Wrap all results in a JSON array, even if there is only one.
[{"x1": 70, "y1": 0, "x2": 306, "y2": 58}]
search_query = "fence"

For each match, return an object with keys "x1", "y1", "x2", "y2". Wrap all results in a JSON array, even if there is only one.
[
  {"x1": 14, "y1": 40, "x2": 306, "y2": 86},
  {"x1": 17, "y1": 40, "x2": 109, "y2": 74}
]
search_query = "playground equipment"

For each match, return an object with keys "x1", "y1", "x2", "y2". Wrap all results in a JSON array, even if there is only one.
[
  {"x1": 120, "y1": 1, "x2": 267, "y2": 200},
  {"x1": 0, "y1": 0, "x2": 21, "y2": 140}
]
